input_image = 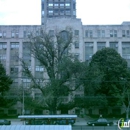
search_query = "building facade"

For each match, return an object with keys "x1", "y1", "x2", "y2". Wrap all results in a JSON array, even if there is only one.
[
  {"x1": 41, "y1": 0, "x2": 76, "y2": 24},
  {"x1": 0, "y1": 19, "x2": 130, "y2": 116}
]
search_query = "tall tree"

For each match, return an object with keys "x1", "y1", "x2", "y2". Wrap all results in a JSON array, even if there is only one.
[
  {"x1": 113, "y1": 69, "x2": 130, "y2": 119},
  {"x1": 21, "y1": 29, "x2": 84, "y2": 114},
  {"x1": 0, "y1": 61, "x2": 13, "y2": 108},
  {"x1": 84, "y1": 48, "x2": 129, "y2": 115}
]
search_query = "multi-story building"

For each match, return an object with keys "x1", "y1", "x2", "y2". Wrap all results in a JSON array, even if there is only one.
[
  {"x1": 41, "y1": 0, "x2": 76, "y2": 24},
  {"x1": 0, "y1": 18, "x2": 130, "y2": 116}
]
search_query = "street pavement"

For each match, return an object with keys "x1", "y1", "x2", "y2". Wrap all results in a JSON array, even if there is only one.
[
  {"x1": 10, "y1": 119, "x2": 120, "y2": 130},
  {"x1": 9, "y1": 118, "x2": 120, "y2": 130},
  {"x1": 72, "y1": 126, "x2": 120, "y2": 130},
  {"x1": 74, "y1": 117, "x2": 87, "y2": 125},
  {"x1": 74, "y1": 117, "x2": 117, "y2": 126},
  {"x1": 10, "y1": 117, "x2": 117, "y2": 126},
  {"x1": 10, "y1": 117, "x2": 87, "y2": 125}
]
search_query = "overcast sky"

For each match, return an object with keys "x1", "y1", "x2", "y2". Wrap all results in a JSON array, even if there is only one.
[{"x1": 0, "y1": 0, "x2": 130, "y2": 25}]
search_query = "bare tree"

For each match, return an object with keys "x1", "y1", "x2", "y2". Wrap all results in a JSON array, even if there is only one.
[{"x1": 21, "y1": 29, "x2": 84, "y2": 114}]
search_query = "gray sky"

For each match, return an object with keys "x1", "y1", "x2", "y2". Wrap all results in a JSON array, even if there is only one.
[{"x1": 0, "y1": 0, "x2": 130, "y2": 25}]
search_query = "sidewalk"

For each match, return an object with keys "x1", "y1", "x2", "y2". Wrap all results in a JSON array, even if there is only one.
[
  {"x1": 74, "y1": 117, "x2": 118, "y2": 126},
  {"x1": 9, "y1": 119, "x2": 23, "y2": 125},
  {"x1": 74, "y1": 117, "x2": 87, "y2": 125}
]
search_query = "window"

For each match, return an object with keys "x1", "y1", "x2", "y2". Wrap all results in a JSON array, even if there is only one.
[
  {"x1": 110, "y1": 30, "x2": 113, "y2": 37},
  {"x1": 42, "y1": 3, "x2": 44, "y2": 10},
  {"x1": 85, "y1": 42, "x2": 93, "y2": 61},
  {"x1": 42, "y1": 11, "x2": 44, "y2": 15},
  {"x1": 109, "y1": 42, "x2": 118, "y2": 51},
  {"x1": 11, "y1": 31, "x2": 19, "y2": 38},
  {"x1": 60, "y1": 30, "x2": 69, "y2": 42},
  {"x1": 97, "y1": 30, "x2": 105, "y2": 37},
  {"x1": 114, "y1": 30, "x2": 117, "y2": 37},
  {"x1": 65, "y1": 3, "x2": 70, "y2": 6},
  {"x1": 74, "y1": 53, "x2": 79, "y2": 60},
  {"x1": 85, "y1": 30, "x2": 93, "y2": 38},
  {"x1": 0, "y1": 42, "x2": 7, "y2": 49},
  {"x1": 66, "y1": 9, "x2": 70, "y2": 14},
  {"x1": 22, "y1": 78, "x2": 31, "y2": 83},
  {"x1": 97, "y1": 30, "x2": 100, "y2": 37},
  {"x1": 48, "y1": 3, "x2": 53, "y2": 6},
  {"x1": 85, "y1": 31, "x2": 89, "y2": 37},
  {"x1": 35, "y1": 66, "x2": 44, "y2": 72},
  {"x1": 122, "y1": 30, "x2": 130, "y2": 37},
  {"x1": 74, "y1": 41, "x2": 79, "y2": 48},
  {"x1": 11, "y1": 32, "x2": 15, "y2": 38},
  {"x1": 74, "y1": 30, "x2": 79, "y2": 36},
  {"x1": 23, "y1": 31, "x2": 31, "y2": 38},
  {"x1": 102, "y1": 30, "x2": 105, "y2": 37},
  {"x1": 15, "y1": 32, "x2": 19, "y2": 38},
  {"x1": 49, "y1": 30, "x2": 54, "y2": 37},
  {"x1": 54, "y1": 3, "x2": 59, "y2": 6},
  {"x1": 60, "y1": 10, "x2": 64, "y2": 13},
  {"x1": 48, "y1": 10, "x2": 53, "y2": 13},
  {"x1": 73, "y1": 11, "x2": 76, "y2": 15},
  {"x1": 60, "y1": 4, "x2": 64, "y2": 7},
  {"x1": 73, "y1": 3, "x2": 76, "y2": 9},
  {"x1": 0, "y1": 32, "x2": 2, "y2": 38},
  {"x1": 23, "y1": 31, "x2": 26, "y2": 38},
  {"x1": 54, "y1": 9, "x2": 59, "y2": 13},
  {"x1": 10, "y1": 67, "x2": 18, "y2": 73},
  {"x1": 11, "y1": 43, "x2": 19, "y2": 49},
  {"x1": 110, "y1": 30, "x2": 117, "y2": 37},
  {"x1": 126, "y1": 30, "x2": 130, "y2": 37},
  {"x1": 122, "y1": 30, "x2": 125, "y2": 37},
  {"x1": 89, "y1": 31, "x2": 93, "y2": 37},
  {"x1": 3, "y1": 31, "x2": 6, "y2": 38},
  {"x1": 0, "y1": 55, "x2": 6, "y2": 60},
  {"x1": 97, "y1": 42, "x2": 106, "y2": 51}
]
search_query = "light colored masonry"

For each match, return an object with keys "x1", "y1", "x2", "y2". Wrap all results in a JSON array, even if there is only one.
[{"x1": 0, "y1": 18, "x2": 130, "y2": 115}]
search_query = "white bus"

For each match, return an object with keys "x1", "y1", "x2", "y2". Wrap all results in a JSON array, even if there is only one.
[{"x1": 18, "y1": 115, "x2": 77, "y2": 125}]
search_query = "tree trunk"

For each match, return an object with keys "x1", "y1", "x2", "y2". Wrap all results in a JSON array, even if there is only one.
[
  {"x1": 49, "y1": 97, "x2": 57, "y2": 115},
  {"x1": 49, "y1": 108, "x2": 57, "y2": 115}
]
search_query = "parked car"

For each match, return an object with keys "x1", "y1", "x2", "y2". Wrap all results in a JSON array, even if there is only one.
[
  {"x1": 87, "y1": 118, "x2": 113, "y2": 126},
  {"x1": 0, "y1": 119, "x2": 11, "y2": 125}
]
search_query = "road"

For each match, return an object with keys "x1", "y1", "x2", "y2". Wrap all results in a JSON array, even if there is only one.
[
  {"x1": 10, "y1": 119, "x2": 123, "y2": 130},
  {"x1": 72, "y1": 126, "x2": 120, "y2": 130}
]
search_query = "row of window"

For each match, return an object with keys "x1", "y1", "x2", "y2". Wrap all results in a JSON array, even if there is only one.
[
  {"x1": 0, "y1": 31, "x2": 32, "y2": 38},
  {"x1": 48, "y1": 9, "x2": 71, "y2": 14},
  {"x1": 0, "y1": 30, "x2": 78, "y2": 38},
  {"x1": 0, "y1": 41, "x2": 130, "y2": 52},
  {"x1": 49, "y1": 29, "x2": 130, "y2": 38},
  {"x1": 1, "y1": 30, "x2": 130, "y2": 39},
  {"x1": 10, "y1": 66, "x2": 44, "y2": 73},
  {"x1": 85, "y1": 30, "x2": 130, "y2": 38},
  {"x1": 46, "y1": 0, "x2": 71, "y2": 2},
  {"x1": 85, "y1": 41, "x2": 130, "y2": 47},
  {"x1": 42, "y1": 2, "x2": 75, "y2": 9},
  {"x1": 48, "y1": 3, "x2": 70, "y2": 7}
]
